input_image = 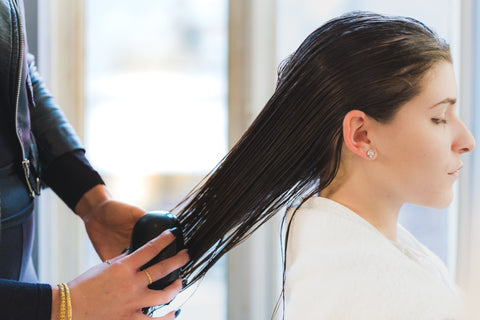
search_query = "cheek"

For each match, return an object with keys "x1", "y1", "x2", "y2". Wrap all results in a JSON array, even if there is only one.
[
  {"x1": 377, "y1": 125, "x2": 427, "y2": 170},
  {"x1": 399, "y1": 134, "x2": 453, "y2": 207},
  {"x1": 377, "y1": 124, "x2": 452, "y2": 204},
  {"x1": 398, "y1": 131, "x2": 443, "y2": 178},
  {"x1": 381, "y1": 119, "x2": 444, "y2": 168}
]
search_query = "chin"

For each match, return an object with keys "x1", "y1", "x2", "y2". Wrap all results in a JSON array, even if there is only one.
[
  {"x1": 412, "y1": 190, "x2": 454, "y2": 210},
  {"x1": 430, "y1": 201, "x2": 452, "y2": 210},
  {"x1": 427, "y1": 194, "x2": 454, "y2": 209}
]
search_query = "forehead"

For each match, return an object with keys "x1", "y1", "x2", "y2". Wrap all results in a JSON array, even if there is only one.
[
  {"x1": 416, "y1": 62, "x2": 456, "y2": 108},
  {"x1": 401, "y1": 61, "x2": 457, "y2": 114}
]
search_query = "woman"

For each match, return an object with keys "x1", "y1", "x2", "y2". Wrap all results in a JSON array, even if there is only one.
[{"x1": 172, "y1": 12, "x2": 475, "y2": 319}]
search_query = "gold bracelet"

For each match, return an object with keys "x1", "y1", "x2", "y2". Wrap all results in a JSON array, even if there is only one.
[
  {"x1": 64, "y1": 283, "x2": 72, "y2": 320},
  {"x1": 57, "y1": 283, "x2": 66, "y2": 320},
  {"x1": 58, "y1": 283, "x2": 73, "y2": 320}
]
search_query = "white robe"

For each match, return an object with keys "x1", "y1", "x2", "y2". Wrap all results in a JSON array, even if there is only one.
[{"x1": 285, "y1": 197, "x2": 463, "y2": 319}]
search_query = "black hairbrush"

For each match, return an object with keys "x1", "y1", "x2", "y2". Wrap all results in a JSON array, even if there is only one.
[{"x1": 129, "y1": 211, "x2": 185, "y2": 314}]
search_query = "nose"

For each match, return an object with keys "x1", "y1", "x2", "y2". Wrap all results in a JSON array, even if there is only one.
[{"x1": 453, "y1": 119, "x2": 476, "y2": 154}]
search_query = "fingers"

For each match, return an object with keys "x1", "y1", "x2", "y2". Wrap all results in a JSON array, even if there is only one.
[
  {"x1": 139, "y1": 249, "x2": 189, "y2": 285},
  {"x1": 150, "y1": 310, "x2": 178, "y2": 320},
  {"x1": 142, "y1": 278, "x2": 184, "y2": 308},
  {"x1": 101, "y1": 246, "x2": 130, "y2": 265},
  {"x1": 101, "y1": 229, "x2": 188, "y2": 318},
  {"x1": 125, "y1": 229, "x2": 177, "y2": 269},
  {"x1": 136, "y1": 310, "x2": 177, "y2": 320},
  {"x1": 104, "y1": 251, "x2": 127, "y2": 265}
]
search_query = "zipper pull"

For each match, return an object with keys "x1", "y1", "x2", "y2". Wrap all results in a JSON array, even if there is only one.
[
  {"x1": 22, "y1": 159, "x2": 30, "y2": 178},
  {"x1": 22, "y1": 159, "x2": 35, "y2": 198}
]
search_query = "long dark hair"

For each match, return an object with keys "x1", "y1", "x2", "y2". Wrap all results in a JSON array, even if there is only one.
[{"x1": 173, "y1": 11, "x2": 451, "y2": 292}]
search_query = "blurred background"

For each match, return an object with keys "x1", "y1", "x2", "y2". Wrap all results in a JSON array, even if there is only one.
[{"x1": 24, "y1": 0, "x2": 479, "y2": 319}]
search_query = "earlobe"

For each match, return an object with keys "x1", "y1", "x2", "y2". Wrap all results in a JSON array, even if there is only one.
[{"x1": 343, "y1": 110, "x2": 376, "y2": 160}]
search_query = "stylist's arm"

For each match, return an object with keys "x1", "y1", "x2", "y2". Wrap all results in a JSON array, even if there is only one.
[{"x1": 50, "y1": 229, "x2": 189, "y2": 320}]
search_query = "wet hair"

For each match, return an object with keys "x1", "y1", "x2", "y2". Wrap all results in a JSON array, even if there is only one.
[{"x1": 173, "y1": 10, "x2": 451, "y2": 303}]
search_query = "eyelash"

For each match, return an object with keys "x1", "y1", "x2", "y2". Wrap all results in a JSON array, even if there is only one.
[{"x1": 431, "y1": 118, "x2": 447, "y2": 125}]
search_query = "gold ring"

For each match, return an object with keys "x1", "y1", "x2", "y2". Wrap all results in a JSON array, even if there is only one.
[
  {"x1": 104, "y1": 260, "x2": 112, "y2": 265},
  {"x1": 143, "y1": 269, "x2": 153, "y2": 285}
]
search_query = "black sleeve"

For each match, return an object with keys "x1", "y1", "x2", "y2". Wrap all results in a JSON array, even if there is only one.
[
  {"x1": 42, "y1": 149, "x2": 105, "y2": 211},
  {"x1": 0, "y1": 279, "x2": 52, "y2": 320},
  {"x1": 27, "y1": 53, "x2": 85, "y2": 168}
]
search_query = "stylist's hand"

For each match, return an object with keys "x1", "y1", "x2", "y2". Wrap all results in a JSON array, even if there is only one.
[
  {"x1": 51, "y1": 229, "x2": 189, "y2": 320},
  {"x1": 75, "y1": 185, "x2": 146, "y2": 260}
]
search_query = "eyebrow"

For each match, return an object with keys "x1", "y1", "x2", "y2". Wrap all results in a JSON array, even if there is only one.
[{"x1": 430, "y1": 97, "x2": 457, "y2": 109}]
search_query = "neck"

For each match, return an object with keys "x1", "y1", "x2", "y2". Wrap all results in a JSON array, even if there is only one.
[{"x1": 320, "y1": 176, "x2": 402, "y2": 242}]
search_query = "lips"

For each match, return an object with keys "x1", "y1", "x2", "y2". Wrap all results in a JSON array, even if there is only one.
[{"x1": 448, "y1": 163, "x2": 463, "y2": 175}]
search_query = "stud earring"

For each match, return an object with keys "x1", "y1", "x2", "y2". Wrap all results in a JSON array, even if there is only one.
[{"x1": 367, "y1": 149, "x2": 375, "y2": 159}]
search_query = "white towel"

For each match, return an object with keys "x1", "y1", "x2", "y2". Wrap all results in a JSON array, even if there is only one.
[{"x1": 285, "y1": 197, "x2": 463, "y2": 319}]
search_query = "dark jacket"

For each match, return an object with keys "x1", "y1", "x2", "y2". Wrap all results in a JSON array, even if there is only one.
[
  {"x1": 0, "y1": 0, "x2": 84, "y2": 197},
  {"x1": 0, "y1": 1, "x2": 104, "y2": 319}
]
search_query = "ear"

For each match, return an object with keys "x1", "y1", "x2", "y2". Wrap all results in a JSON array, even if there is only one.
[{"x1": 343, "y1": 110, "x2": 376, "y2": 160}]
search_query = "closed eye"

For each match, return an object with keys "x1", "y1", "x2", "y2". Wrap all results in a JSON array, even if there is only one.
[{"x1": 431, "y1": 118, "x2": 447, "y2": 125}]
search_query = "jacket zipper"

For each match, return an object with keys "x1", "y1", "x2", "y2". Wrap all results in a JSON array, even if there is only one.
[{"x1": 13, "y1": 0, "x2": 35, "y2": 198}]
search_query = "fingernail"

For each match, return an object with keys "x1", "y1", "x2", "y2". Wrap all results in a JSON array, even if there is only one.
[
  {"x1": 182, "y1": 279, "x2": 188, "y2": 289},
  {"x1": 121, "y1": 247, "x2": 130, "y2": 254},
  {"x1": 175, "y1": 309, "x2": 181, "y2": 318},
  {"x1": 170, "y1": 227, "x2": 180, "y2": 238}
]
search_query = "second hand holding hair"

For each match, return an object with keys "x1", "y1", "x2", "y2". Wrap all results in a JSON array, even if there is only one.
[
  {"x1": 129, "y1": 211, "x2": 186, "y2": 315},
  {"x1": 51, "y1": 228, "x2": 189, "y2": 320}
]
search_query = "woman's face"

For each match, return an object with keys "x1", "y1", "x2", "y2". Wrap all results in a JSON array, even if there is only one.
[{"x1": 372, "y1": 61, "x2": 475, "y2": 209}]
